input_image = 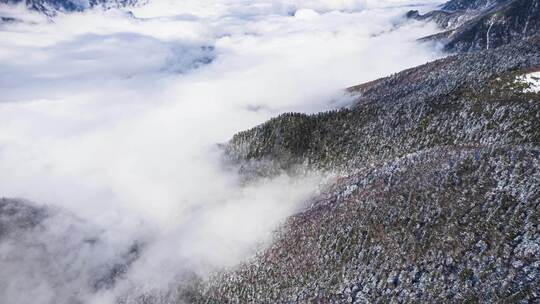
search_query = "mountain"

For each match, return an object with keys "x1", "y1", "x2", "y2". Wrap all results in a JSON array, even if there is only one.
[
  {"x1": 0, "y1": 0, "x2": 142, "y2": 15},
  {"x1": 198, "y1": 146, "x2": 539, "y2": 303},
  {"x1": 187, "y1": 34, "x2": 540, "y2": 303},
  {"x1": 0, "y1": 0, "x2": 538, "y2": 302},
  {"x1": 408, "y1": 0, "x2": 540, "y2": 52},
  {"x1": 173, "y1": 0, "x2": 540, "y2": 298},
  {"x1": 441, "y1": 0, "x2": 507, "y2": 11},
  {"x1": 224, "y1": 37, "x2": 540, "y2": 176}
]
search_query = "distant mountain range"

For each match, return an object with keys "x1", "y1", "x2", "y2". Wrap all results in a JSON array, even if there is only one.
[{"x1": 0, "y1": 0, "x2": 141, "y2": 15}]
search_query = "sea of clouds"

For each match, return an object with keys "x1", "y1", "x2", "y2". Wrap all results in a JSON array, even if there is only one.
[{"x1": 0, "y1": 0, "x2": 444, "y2": 303}]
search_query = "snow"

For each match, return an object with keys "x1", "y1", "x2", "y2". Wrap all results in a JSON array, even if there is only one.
[{"x1": 517, "y1": 71, "x2": 540, "y2": 93}]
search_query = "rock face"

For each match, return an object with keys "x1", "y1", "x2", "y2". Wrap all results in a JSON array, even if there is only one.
[
  {"x1": 193, "y1": 35, "x2": 540, "y2": 302},
  {"x1": 409, "y1": 0, "x2": 540, "y2": 53},
  {"x1": 441, "y1": 0, "x2": 506, "y2": 11},
  {"x1": 407, "y1": 0, "x2": 507, "y2": 30}
]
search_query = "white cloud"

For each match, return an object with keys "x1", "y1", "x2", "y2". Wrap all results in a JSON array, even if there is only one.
[{"x1": 0, "y1": 0, "x2": 445, "y2": 302}]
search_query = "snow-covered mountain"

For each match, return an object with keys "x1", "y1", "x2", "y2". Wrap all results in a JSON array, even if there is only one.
[
  {"x1": 190, "y1": 1, "x2": 540, "y2": 302},
  {"x1": 1, "y1": 0, "x2": 142, "y2": 15},
  {"x1": 0, "y1": 0, "x2": 538, "y2": 303},
  {"x1": 409, "y1": 0, "x2": 540, "y2": 52}
]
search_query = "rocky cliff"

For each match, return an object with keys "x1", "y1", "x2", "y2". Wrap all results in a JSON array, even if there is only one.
[{"x1": 409, "y1": 0, "x2": 540, "y2": 52}]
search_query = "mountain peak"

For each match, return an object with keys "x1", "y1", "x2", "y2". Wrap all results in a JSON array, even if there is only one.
[{"x1": 409, "y1": 0, "x2": 540, "y2": 53}]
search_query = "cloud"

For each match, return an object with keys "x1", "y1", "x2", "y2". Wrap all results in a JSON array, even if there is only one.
[
  {"x1": 0, "y1": 0, "x2": 445, "y2": 303},
  {"x1": 0, "y1": 198, "x2": 140, "y2": 304}
]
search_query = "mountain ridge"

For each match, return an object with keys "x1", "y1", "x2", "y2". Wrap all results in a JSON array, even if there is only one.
[
  {"x1": 0, "y1": 0, "x2": 538, "y2": 302},
  {"x1": 224, "y1": 36, "x2": 540, "y2": 177},
  {"x1": 0, "y1": 0, "x2": 142, "y2": 15},
  {"x1": 408, "y1": 0, "x2": 540, "y2": 52},
  {"x1": 189, "y1": 4, "x2": 540, "y2": 302}
]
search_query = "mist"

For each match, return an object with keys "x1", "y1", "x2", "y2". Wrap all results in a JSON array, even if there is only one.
[{"x1": 0, "y1": 0, "x2": 444, "y2": 303}]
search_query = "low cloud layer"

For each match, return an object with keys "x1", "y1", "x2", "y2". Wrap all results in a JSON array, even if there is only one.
[{"x1": 0, "y1": 0, "x2": 444, "y2": 303}]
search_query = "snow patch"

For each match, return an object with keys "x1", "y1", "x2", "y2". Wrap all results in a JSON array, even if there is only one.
[{"x1": 517, "y1": 71, "x2": 540, "y2": 93}]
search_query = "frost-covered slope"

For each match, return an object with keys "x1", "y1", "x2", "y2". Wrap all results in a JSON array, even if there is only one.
[
  {"x1": 189, "y1": 36, "x2": 540, "y2": 303},
  {"x1": 0, "y1": 0, "x2": 538, "y2": 303},
  {"x1": 224, "y1": 37, "x2": 540, "y2": 176},
  {"x1": 199, "y1": 146, "x2": 539, "y2": 303}
]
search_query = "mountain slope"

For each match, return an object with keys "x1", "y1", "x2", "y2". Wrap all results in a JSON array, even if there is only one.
[
  {"x1": 200, "y1": 146, "x2": 539, "y2": 303},
  {"x1": 441, "y1": 0, "x2": 507, "y2": 11},
  {"x1": 410, "y1": 0, "x2": 540, "y2": 52},
  {"x1": 191, "y1": 35, "x2": 540, "y2": 303},
  {"x1": 0, "y1": 0, "x2": 538, "y2": 303},
  {"x1": 224, "y1": 37, "x2": 540, "y2": 176}
]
